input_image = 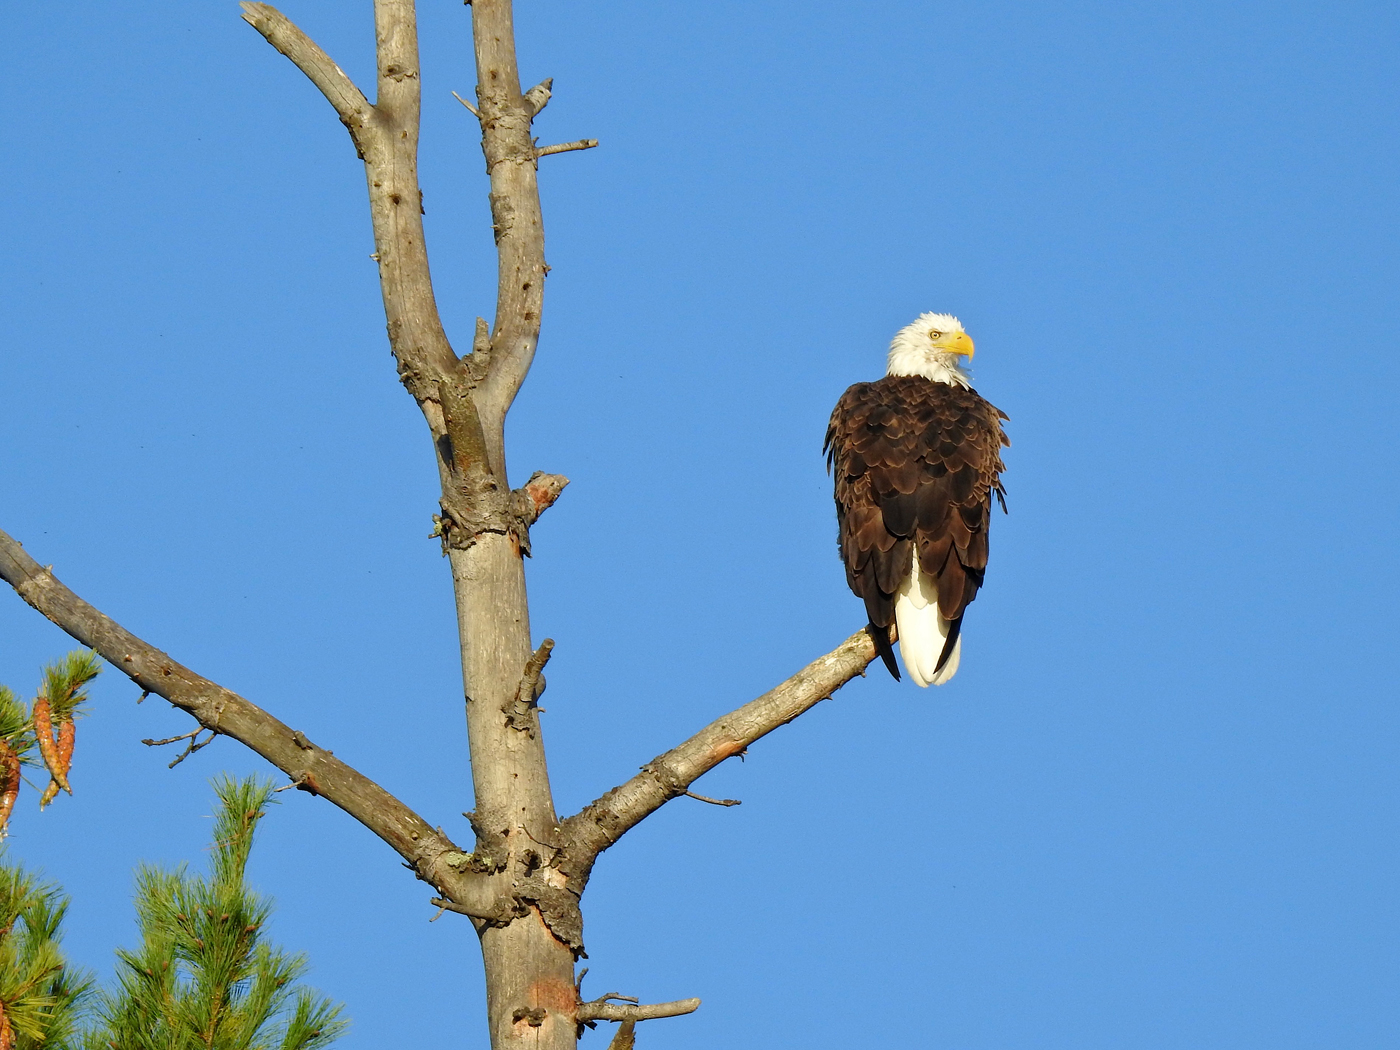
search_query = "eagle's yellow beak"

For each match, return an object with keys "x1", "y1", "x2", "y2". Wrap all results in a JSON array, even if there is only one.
[{"x1": 944, "y1": 330, "x2": 975, "y2": 358}]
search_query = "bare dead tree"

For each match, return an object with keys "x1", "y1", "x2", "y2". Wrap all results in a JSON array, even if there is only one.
[{"x1": 0, "y1": 4, "x2": 879, "y2": 1048}]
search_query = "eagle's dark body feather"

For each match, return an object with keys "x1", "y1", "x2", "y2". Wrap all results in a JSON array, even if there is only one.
[{"x1": 824, "y1": 375, "x2": 1009, "y2": 678}]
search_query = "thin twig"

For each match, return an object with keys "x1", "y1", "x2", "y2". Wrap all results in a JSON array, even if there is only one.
[
  {"x1": 536, "y1": 138, "x2": 598, "y2": 158},
  {"x1": 430, "y1": 895, "x2": 521, "y2": 924},
  {"x1": 273, "y1": 771, "x2": 319, "y2": 793},
  {"x1": 141, "y1": 727, "x2": 217, "y2": 769},
  {"x1": 451, "y1": 90, "x2": 480, "y2": 117},
  {"x1": 141, "y1": 729, "x2": 202, "y2": 748},
  {"x1": 169, "y1": 733, "x2": 212, "y2": 768},
  {"x1": 684, "y1": 790, "x2": 741, "y2": 807}
]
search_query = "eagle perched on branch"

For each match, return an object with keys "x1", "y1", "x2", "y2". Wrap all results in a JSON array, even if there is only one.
[{"x1": 824, "y1": 313, "x2": 1009, "y2": 686}]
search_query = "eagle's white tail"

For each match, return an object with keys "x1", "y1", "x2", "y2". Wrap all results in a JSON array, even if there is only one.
[{"x1": 894, "y1": 559, "x2": 962, "y2": 687}]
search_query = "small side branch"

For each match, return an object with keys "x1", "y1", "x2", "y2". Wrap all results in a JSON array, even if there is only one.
[
  {"x1": 536, "y1": 139, "x2": 598, "y2": 159},
  {"x1": 505, "y1": 639, "x2": 554, "y2": 736},
  {"x1": 577, "y1": 998, "x2": 701, "y2": 1023},
  {"x1": 523, "y1": 77, "x2": 552, "y2": 116},
  {"x1": 559, "y1": 629, "x2": 877, "y2": 877},
  {"x1": 430, "y1": 895, "x2": 525, "y2": 925},
  {"x1": 517, "y1": 639, "x2": 554, "y2": 706},
  {"x1": 451, "y1": 90, "x2": 481, "y2": 118},
  {"x1": 512, "y1": 472, "x2": 569, "y2": 527},
  {"x1": 141, "y1": 728, "x2": 217, "y2": 769},
  {"x1": 684, "y1": 790, "x2": 740, "y2": 807}
]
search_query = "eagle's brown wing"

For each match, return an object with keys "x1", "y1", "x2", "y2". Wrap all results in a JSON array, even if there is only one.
[{"x1": 824, "y1": 375, "x2": 1009, "y2": 641}]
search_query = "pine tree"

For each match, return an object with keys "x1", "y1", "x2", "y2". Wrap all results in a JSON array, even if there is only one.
[
  {"x1": 0, "y1": 855, "x2": 93, "y2": 1050},
  {"x1": 87, "y1": 776, "x2": 347, "y2": 1050}
]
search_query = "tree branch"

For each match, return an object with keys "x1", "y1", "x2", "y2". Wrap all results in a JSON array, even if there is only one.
[
  {"x1": 142, "y1": 727, "x2": 218, "y2": 769},
  {"x1": 452, "y1": 90, "x2": 481, "y2": 118},
  {"x1": 431, "y1": 895, "x2": 524, "y2": 925},
  {"x1": 245, "y1": 0, "x2": 460, "y2": 418},
  {"x1": 511, "y1": 472, "x2": 569, "y2": 536},
  {"x1": 559, "y1": 629, "x2": 877, "y2": 877},
  {"x1": 0, "y1": 528, "x2": 500, "y2": 912},
  {"x1": 535, "y1": 139, "x2": 597, "y2": 159},
  {"x1": 576, "y1": 998, "x2": 701, "y2": 1023},
  {"x1": 239, "y1": 3, "x2": 373, "y2": 149},
  {"x1": 522, "y1": 78, "x2": 552, "y2": 117},
  {"x1": 471, "y1": 0, "x2": 548, "y2": 425},
  {"x1": 684, "y1": 790, "x2": 740, "y2": 807}
]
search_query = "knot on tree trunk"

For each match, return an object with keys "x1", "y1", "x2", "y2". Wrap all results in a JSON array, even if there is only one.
[
  {"x1": 463, "y1": 808, "x2": 512, "y2": 874},
  {"x1": 432, "y1": 373, "x2": 568, "y2": 553},
  {"x1": 435, "y1": 474, "x2": 567, "y2": 555},
  {"x1": 504, "y1": 639, "x2": 554, "y2": 737}
]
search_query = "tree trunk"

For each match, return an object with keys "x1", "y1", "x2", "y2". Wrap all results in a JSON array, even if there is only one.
[
  {"x1": 450, "y1": 532, "x2": 576, "y2": 1050},
  {"x1": 452, "y1": 5, "x2": 579, "y2": 1045}
]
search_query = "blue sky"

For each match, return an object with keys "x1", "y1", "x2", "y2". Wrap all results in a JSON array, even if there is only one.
[{"x1": 3, "y1": 1, "x2": 1399, "y2": 1047}]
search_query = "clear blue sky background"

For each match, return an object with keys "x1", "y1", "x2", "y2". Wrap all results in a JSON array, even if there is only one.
[{"x1": 3, "y1": 2, "x2": 1398, "y2": 1047}]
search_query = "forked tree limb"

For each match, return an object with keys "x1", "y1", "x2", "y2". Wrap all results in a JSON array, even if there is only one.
[
  {"x1": 242, "y1": 2, "x2": 548, "y2": 558},
  {"x1": 558, "y1": 629, "x2": 878, "y2": 879},
  {"x1": 249, "y1": 3, "x2": 587, "y2": 1042},
  {"x1": 0, "y1": 527, "x2": 505, "y2": 916},
  {"x1": 242, "y1": 2, "x2": 461, "y2": 415}
]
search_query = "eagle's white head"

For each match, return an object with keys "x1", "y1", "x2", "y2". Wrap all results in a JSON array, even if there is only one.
[{"x1": 886, "y1": 312, "x2": 975, "y2": 388}]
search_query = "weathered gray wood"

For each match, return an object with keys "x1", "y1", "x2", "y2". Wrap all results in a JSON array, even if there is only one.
[
  {"x1": 577, "y1": 998, "x2": 702, "y2": 1022},
  {"x1": 559, "y1": 630, "x2": 878, "y2": 886}
]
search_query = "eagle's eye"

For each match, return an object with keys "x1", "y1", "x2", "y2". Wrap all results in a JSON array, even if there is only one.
[{"x1": 929, "y1": 330, "x2": 942, "y2": 339}]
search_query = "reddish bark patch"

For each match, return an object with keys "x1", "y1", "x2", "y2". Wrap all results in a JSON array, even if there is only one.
[
  {"x1": 703, "y1": 737, "x2": 745, "y2": 765},
  {"x1": 527, "y1": 975, "x2": 578, "y2": 1014}
]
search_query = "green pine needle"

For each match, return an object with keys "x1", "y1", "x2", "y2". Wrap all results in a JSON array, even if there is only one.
[
  {"x1": 37, "y1": 650, "x2": 102, "y2": 722},
  {"x1": 0, "y1": 850, "x2": 95, "y2": 1050},
  {"x1": 0, "y1": 684, "x2": 38, "y2": 761},
  {"x1": 88, "y1": 776, "x2": 349, "y2": 1050}
]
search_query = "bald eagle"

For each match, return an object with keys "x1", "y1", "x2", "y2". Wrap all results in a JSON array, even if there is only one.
[{"x1": 824, "y1": 313, "x2": 1009, "y2": 686}]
